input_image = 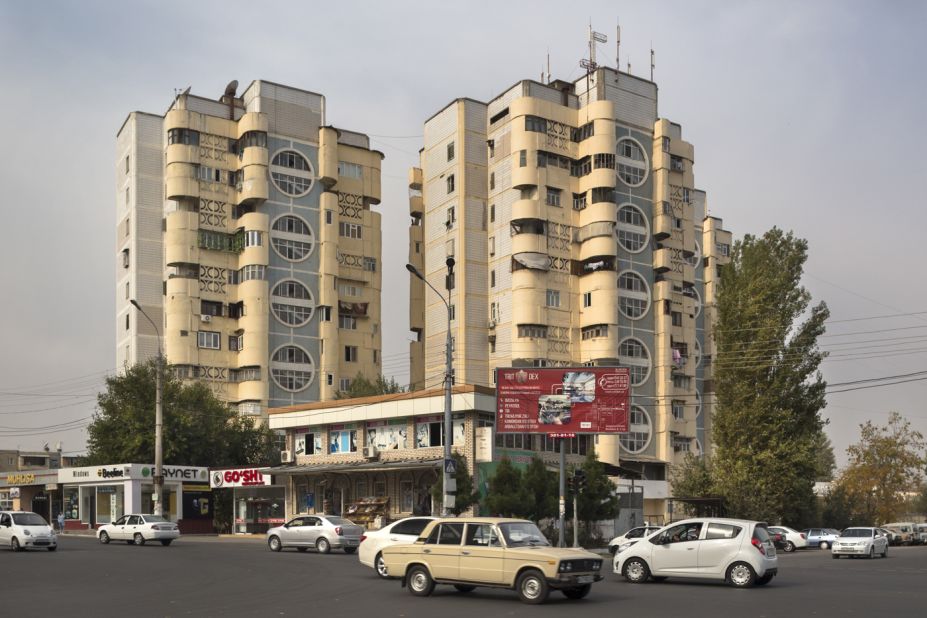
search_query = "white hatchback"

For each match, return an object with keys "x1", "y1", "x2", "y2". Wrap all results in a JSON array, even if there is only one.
[
  {"x1": 358, "y1": 516, "x2": 437, "y2": 577},
  {"x1": 614, "y1": 518, "x2": 778, "y2": 588},
  {"x1": 97, "y1": 514, "x2": 180, "y2": 546},
  {"x1": 0, "y1": 511, "x2": 58, "y2": 551}
]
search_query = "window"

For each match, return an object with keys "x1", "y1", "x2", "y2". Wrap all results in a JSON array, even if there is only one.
[
  {"x1": 525, "y1": 115, "x2": 546, "y2": 132},
  {"x1": 446, "y1": 174, "x2": 455, "y2": 194},
  {"x1": 325, "y1": 210, "x2": 333, "y2": 224},
  {"x1": 373, "y1": 349, "x2": 379, "y2": 364},
  {"x1": 583, "y1": 292, "x2": 592, "y2": 308},
  {"x1": 340, "y1": 377, "x2": 352, "y2": 391},
  {"x1": 124, "y1": 282, "x2": 129, "y2": 299},
  {"x1": 489, "y1": 173, "x2": 495, "y2": 190},
  {"x1": 363, "y1": 257, "x2": 377, "y2": 272},
  {"x1": 490, "y1": 302, "x2": 498, "y2": 322},
  {"x1": 228, "y1": 334, "x2": 243, "y2": 351},
  {"x1": 271, "y1": 280, "x2": 314, "y2": 327},
  {"x1": 618, "y1": 270, "x2": 650, "y2": 319},
  {"x1": 339, "y1": 222, "x2": 362, "y2": 239},
  {"x1": 337, "y1": 161, "x2": 363, "y2": 179},
  {"x1": 270, "y1": 149, "x2": 313, "y2": 196},
  {"x1": 489, "y1": 204, "x2": 495, "y2": 222},
  {"x1": 619, "y1": 338, "x2": 651, "y2": 386},
  {"x1": 447, "y1": 142, "x2": 455, "y2": 161},
  {"x1": 672, "y1": 400, "x2": 685, "y2": 420},
  {"x1": 272, "y1": 215, "x2": 314, "y2": 261},
  {"x1": 489, "y1": 236, "x2": 495, "y2": 256},
  {"x1": 662, "y1": 136, "x2": 670, "y2": 153},
  {"x1": 338, "y1": 315, "x2": 357, "y2": 330},
  {"x1": 573, "y1": 193, "x2": 587, "y2": 211},
  {"x1": 683, "y1": 187, "x2": 690, "y2": 203},
  {"x1": 124, "y1": 155, "x2": 130, "y2": 174},
  {"x1": 620, "y1": 406, "x2": 652, "y2": 453},
  {"x1": 415, "y1": 417, "x2": 462, "y2": 448},
  {"x1": 271, "y1": 345, "x2": 314, "y2": 391},
  {"x1": 617, "y1": 205, "x2": 649, "y2": 253},
  {"x1": 197, "y1": 331, "x2": 220, "y2": 349},
  {"x1": 167, "y1": 128, "x2": 199, "y2": 146},
  {"x1": 545, "y1": 187, "x2": 561, "y2": 207},
  {"x1": 490, "y1": 270, "x2": 495, "y2": 288},
  {"x1": 329, "y1": 430, "x2": 358, "y2": 454},
  {"x1": 345, "y1": 346, "x2": 358, "y2": 362},
  {"x1": 706, "y1": 523, "x2": 742, "y2": 540},
  {"x1": 446, "y1": 205, "x2": 456, "y2": 227},
  {"x1": 571, "y1": 122, "x2": 594, "y2": 142},
  {"x1": 244, "y1": 230, "x2": 262, "y2": 247},
  {"x1": 122, "y1": 248, "x2": 129, "y2": 268},
  {"x1": 487, "y1": 140, "x2": 495, "y2": 158},
  {"x1": 581, "y1": 324, "x2": 609, "y2": 340},
  {"x1": 319, "y1": 306, "x2": 332, "y2": 322},
  {"x1": 238, "y1": 130, "x2": 267, "y2": 151},
  {"x1": 546, "y1": 289, "x2": 560, "y2": 307},
  {"x1": 616, "y1": 137, "x2": 649, "y2": 187},
  {"x1": 125, "y1": 313, "x2": 129, "y2": 330},
  {"x1": 670, "y1": 155, "x2": 685, "y2": 172},
  {"x1": 466, "y1": 524, "x2": 500, "y2": 547},
  {"x1": 200, "y1": 300, "x2": 223, "y2": 317},
  {"x1": 591, "y1": 187, "x2": 615, "y2": 204},
  {"x1": 661, "y1": 522, "x2": 703, "y2": 544},
  {"x1": 295, "y1": 431, "x2": 319, "y2": 456},
  {"x1": 717, "y1": 242, "x2": 730, "y2": 257},
  {"x1": 519, "y1": 150, "x2": 527, "y2": 167},
  {"x1": 517, "y1": 324, "x2": 547, "y2": 338},
  {"x1": 593, "y1": 153, "x2": 615, "y2": 169},
  {"x1": 338, "y1": 282, "x2": 362, "y2": 297}
]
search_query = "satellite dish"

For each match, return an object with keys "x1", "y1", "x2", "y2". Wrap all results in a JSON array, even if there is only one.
[{"x1": 224, "y1": 80, "x2": 239, "y2": 97}]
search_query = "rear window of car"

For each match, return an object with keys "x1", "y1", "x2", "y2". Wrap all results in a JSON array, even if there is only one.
[
  {"x1": 706, "y1": 523, "x2": 742, "y2": 540},
  {"x1": 326, "y1": 517, "x2": 351, "y2": 525},
  {"x1": 752, "y1": 525, "x2": 772, "y2": 543},
  {"x1": 12, "y1": 513, "x2": 47, "y2": 526},
  {"x1": 142, "y1": 515, "x2": 168, "y2": 523},
  {"x1": 392, "y1": 518, "x2": 432, "y2": 536}
]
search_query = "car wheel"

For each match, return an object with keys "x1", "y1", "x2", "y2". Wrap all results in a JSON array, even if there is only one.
[
  {"x1": 375, "y1": 553, "x2": 389, "y2": 579},
  {"x1": 562, "y1": 584, "x2": 591, "y2": 599},
  {"x1": 47, "y1": 546, "x2": 57, "y2": 552},
  {"x1": 882, "y1": 545, "x2": 888, "y2": 558},
  {"x1": 755, "y1": 574, "x2": 774, "y2": 586},
  {"x1": 820, "y1": 541, "x2": 830, "y2": 550},
  {"x1": 407, "y1": 565, "x2": 435, "y2": 597},
  {"x1": 868, "y1": 546, "x2": 874, "y2": 559},
  {"x1": 99, "y1": 531, "x2": 110, "y2": 544},
  {"x1": 516, "y1": 569, "x2": 549, "y2": 604},
  {"x1": 268, "y1": 535, "x2": 282, "y2": 552},
  {"x1": 343, "y1": 547, "x2": 357, "y2": 554},
  {"x1": 10, "y1": 537, "x2": 21, "y2": 552},
  {"x1": 297, "y1": 547, "x2": 308, "y2": 552},
  {"x1": 160, "y1": 540, "x2": 172, "y2": 546},
  {"x1": 784, "y1": 541, "x2": 795, "y2": 553},
  {"x1": 454, "y1": 584, "x2": 477, "y2": 593},
  {"x1": 316, "y1": 537, "x2": 331, "y2": 554},
  {"x1": 727, "y1": 562, "x2": 756, "y2": 588},
  {"x1": 134, "y1": 533, "x2": 146, "y2": 546},
  {"x1": 623, "y1": 557, "x2": 651, "y2": 584}
]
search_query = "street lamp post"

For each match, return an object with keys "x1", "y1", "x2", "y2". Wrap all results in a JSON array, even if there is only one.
[
  {"x1": 130, "y1": 299, "x2": 164, "y2": 517},
  {"x1": 406, "y1": 259, "x2": 455, "y2": 517}
]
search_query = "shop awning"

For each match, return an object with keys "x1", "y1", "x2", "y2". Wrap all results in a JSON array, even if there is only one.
[{"x1": 262, "y1": 458, "x2": 442, "y2": 476}]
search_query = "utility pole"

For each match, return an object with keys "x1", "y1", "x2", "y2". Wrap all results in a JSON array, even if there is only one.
[{"x1": 130, "y1": 300, "x2": 164, "y2": 517}]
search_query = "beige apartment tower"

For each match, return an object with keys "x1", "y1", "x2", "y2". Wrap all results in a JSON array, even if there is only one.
[
  {"x1": 117, "y1": 81, "x2": 384, "y2": 420},
  {"x1": 409, "y1": 67, "x2": 732, "y2": 521}
]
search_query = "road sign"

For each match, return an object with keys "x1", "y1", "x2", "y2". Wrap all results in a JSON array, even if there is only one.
[{"x1": 444, "y1": 458, "x2": 457, "y2": 475}]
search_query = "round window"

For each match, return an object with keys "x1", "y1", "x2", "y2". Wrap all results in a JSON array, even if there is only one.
[
  {"x1": 271, "y1": 215, "x2": 315, "y2": 262},
  {"x1": 270, "y1": 149, "x2": 314, "y2": 197},
  {"x1": 271, "y1": 345, "x2": 315, "y2": 392},
  {"x1": 619, "y1": 405, "x2": 652, "y2": 454},
  {"x1": 616, "y1": 137, "x2": 649, "y2": 188},
  {"x1": 617, "y1": 269, "x2": 651, "y2": 320},
  {"x1": 271, "y1": 279, "x2": 315, "y2": 327},
  {"x1": 618, "y1": 337, "x2": 652, "y2": 386},
  {"x1": 616, "y1": 203, "x2": 650, "y2": 254},
  {"x1": 695, "y1": 390, "x2": 703, "y2": 418}
]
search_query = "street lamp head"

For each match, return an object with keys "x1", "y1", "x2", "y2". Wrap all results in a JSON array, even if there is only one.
[
  {"x1": 405, "y1": 263, "x2": 424, "y2": 280},
  {"x1": 130, "y1": 299, "x2": 141, "y2": 310},
  {"x1": 445, "y1": 257, "x2": 455, "y2": 274}
]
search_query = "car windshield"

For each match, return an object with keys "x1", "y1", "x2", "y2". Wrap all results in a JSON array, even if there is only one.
[
  {"x1": 499, "y1": 522, "x2": 550, "y2": 547},
  {"x1": 841, "y1": 528, "x2": 872, "y2": 537},
  {"x1": 826, "y1": 529, "x2": 840, "y2": 535},
  {"x1": 12, "y1": 513, "x2": 47, "y2": 526},
  {"x1": 142, "y1": 515, "x2": 168, "y2": 523},
  {"x1": 325, "y1": 516, "x2": 353, "y2": 526}
]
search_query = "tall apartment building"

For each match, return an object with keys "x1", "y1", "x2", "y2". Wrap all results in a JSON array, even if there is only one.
[
  {"x1": 408, "y1": 68, "x2": 732, "y2": 519},
  {"x1": 116, "y1": 80, "x2": 384, "y2": 420}
]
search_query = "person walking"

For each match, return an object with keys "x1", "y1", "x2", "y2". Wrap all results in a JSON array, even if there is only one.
[{"x1": 57, "y1": 510, "x2": 65, "y2": 533}]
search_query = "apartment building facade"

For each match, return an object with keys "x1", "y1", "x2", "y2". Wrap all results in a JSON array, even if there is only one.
[
  {"x1": 116, "y1": 81, "x2": 384, "y2": 420},
  {"x1": 408, "y1": 68, "x2": 732, "y2": 522}
]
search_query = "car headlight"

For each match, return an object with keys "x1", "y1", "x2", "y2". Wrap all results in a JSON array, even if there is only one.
[
  {"x1": 23, "y1": 530, "x2": 31, "y2": 536},
  {"x1": 617, "y1": 542, "x2": 634, "y2": 553},
  {"x1": 559, "y1": 561, "x2": 573, "y2": 572},
  {"x1": 592, "y1": 561, "x2": 602, "y2": 571}
]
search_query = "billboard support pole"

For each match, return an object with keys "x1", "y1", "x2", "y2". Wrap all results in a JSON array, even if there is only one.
[
  {"x1": 558, "y1": 439, "x2": 566, "y2": 547},
  {"x1": 573, "y1": 494, "x2": 579, "y2": 547}
]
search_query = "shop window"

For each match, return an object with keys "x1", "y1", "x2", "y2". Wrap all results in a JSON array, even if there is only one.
[
  {"x1": 295, "y1": 432, "x2": 321, "y2": 456},
  {"x1": 329, "y1": 430, "x2": 358, "y2": 453}
]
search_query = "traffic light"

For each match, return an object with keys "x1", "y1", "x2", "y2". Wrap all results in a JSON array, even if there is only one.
[
  {"x1": 574, "y1": 469, "x2": 587, "y2": 494},
  {"x1": 566, "y1": 475, "x2": 575, "y2": 494}
]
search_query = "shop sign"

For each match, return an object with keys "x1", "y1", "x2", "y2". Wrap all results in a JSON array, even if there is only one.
[
  {"x1": 6, "y1": 473, "x2": 35, "y2": 485},
  {"x1": 9, "y1": 488, "x2": 20, "y2": 498},
  {"x1": 210, "y1": 468, "x2": 272, "y2": 488}
]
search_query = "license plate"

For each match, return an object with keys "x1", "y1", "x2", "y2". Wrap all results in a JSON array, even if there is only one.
[
  {"x1": 346, "y1": 540, "x2": 358, "y2": 546},
  {"x1": 577, "y1": 575, "x2": 594, "y2": 584}
]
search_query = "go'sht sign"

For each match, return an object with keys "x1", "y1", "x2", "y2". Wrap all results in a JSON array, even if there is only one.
[{"x1": 210, "y1": 468, "x2": 271, "y2": 489}]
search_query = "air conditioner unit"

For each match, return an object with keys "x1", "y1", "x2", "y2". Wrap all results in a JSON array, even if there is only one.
[
  {"x1": 363, "y1": 445, "x2": 379, "y2": 460},
  {"x1": 201, "y1": 314, "x2": 212, "y2": 323},
  {"x1": 280, "y1": 450, "x2": 293, "y2": 463}
]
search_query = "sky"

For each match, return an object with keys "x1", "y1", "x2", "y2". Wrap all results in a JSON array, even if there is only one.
[{"x1": 1, "y1": 0, "x2": 925, "y2": 466}]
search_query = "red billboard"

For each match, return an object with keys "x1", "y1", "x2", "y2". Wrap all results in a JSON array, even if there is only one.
[{"x1": 495, "y1": 367, "x2": 630, "y2": 434}]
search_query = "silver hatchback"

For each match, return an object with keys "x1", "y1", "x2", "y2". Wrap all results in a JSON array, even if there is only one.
[{"x1": 266, "y1": 515, "x2": 364, "y2": 554}]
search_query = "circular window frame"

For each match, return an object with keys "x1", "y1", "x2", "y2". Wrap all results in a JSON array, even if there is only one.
[
  {"x1": 617, "y1": 336, "x2": 652, "y2": 386},
  {"x1": 695, "y1": 390, "x2": 702, "y2": 418},
  {"x1": 616, "y1": 137, "x2": 650, "y2": 188},
  {"x1": 270, "y1": 344, "x2": 316, "y2": 392},
  {"x1": 617, "y1": 268, "x2": 652, "y2": 321},
  {"x1": 270, "y1": 214, "x2": 316, "y2": 262},
  {"x1": 616, "y1": 203, "x2": 651, "y2": 254},
  {"x1": 688, "y1": 239, "x2": 702, "y2": 268},
  {"x1": 619, "y1": 405, "x2": 652, "y2": 454},
  {"x1": 693, "y1": 286, "x2": 703, "y2": 319},
  {"x1": 269, "y1": 148, "x2": 315, "y2": 198},
  {"x1": 693, "y1": 339, "x2": 702, "y2": 368},
  {"x1": 270, "y1": 278, "x2": 316, "y2": 328}
]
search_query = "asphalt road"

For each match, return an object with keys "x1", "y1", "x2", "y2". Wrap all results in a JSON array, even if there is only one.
[{"x1": 2, "y1": 535, "x2": 926, "y2": 617}]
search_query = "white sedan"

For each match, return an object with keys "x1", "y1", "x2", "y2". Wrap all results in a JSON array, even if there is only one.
[
  {"x1": 358, "y1": 516, "x2": 437, "y2": 577},
  {"x1": 98, "y1": 514, "x2": 180, "y2": 546},
  {"x1": 832, "y1": 527, "x2": 888, "y2": 559},
  {"x1": 767, "y1": 526, "x2": 808, "y2": 552}
]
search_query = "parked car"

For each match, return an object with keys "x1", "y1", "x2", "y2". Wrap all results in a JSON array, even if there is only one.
[
  {"x1": 882, "y1": 522, "x2": 917, "y2": 545},
  {"x1": 0, "y1": 511, "x2": 58, "y2": 551},
  {"x1": 607, "y1": 525, "x2": 663, "y2": 554},
  {"x1": 380, "y1": 517, "x2": 603, "y2": 604},
  {"x1": 614, "y1": 518, "x2": 778, "y2": 588},
  {"x1": 768, "y1": 529, "x2": 787, "y2": 550},
  {"x1": 358, "y1": 516, "x2": 437, "y2": 578},
  {"x1": 878, "y1": 527, "x2": 900, "y2": 545},
  {"x1": 767, "y1": 526, "x2": 808, "y2": 552},
  {"x1": 266, "y1": 514, "x2": 364, "y2": 554},
  {"x1": 915, "y1": 524, "x2": 927, "y2": 545},
  {"x1": 97, "y1": 514, "x2": 180, "y2": 546},
  {"x1": 803, "y1": 528, "x2": 840, "y2": 549},
  {"x1": 832, "y1": 527, "x2": 888, "y2": 559}
]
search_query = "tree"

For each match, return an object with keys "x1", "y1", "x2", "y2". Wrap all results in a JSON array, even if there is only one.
[
  {"x1": 522, "y1": 456, "x2": 558, "y2": 522},
  {"x1": 85, "y1": 360, "x2": 276, "y2": 468},
  {"x1": 820, "y1": 483, "x2": 859, "y2": 530},
  {"x1": 576, "y1": 451, "x2": 619, "y2": 524},
  {"x1": 837, "y1": 412, "x2": 926, "y2": 524},
  {"x1": 335, "y1": 373, "x2": 404, "y2": 399},
  {"x1": 483, "y1": 457, "x2": 529, "y2": 517},
  {"x1": 670, "y1": 454, "x2": 716, "y2": 517},
  {"x1": 430, "y1": 452, "x2": 479, "y2": 515},
  {"x1": 711, "y1": 228, "x2": 830, "y2": 526},
  {"x1": 812, "y1": 432, "x2": 837, "y2": 482}
]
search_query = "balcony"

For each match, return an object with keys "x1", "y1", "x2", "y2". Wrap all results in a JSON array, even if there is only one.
[{"x1": 165, "y1": 163, "x2": 199, "y2": 200}]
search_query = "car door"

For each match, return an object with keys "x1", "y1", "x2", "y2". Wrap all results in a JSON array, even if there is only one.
[
  {"x1": 459, "y1": 523, "x2": 505, "y2": 584},
  {"x1": 422, "y1": 522, "x2": 463, "y2": 580},
  {"x1": 110, "y1": 515, "x2": 129, "y2": 540},
  {"x1": 0, "y1": 513, "x2": 11, "y2": 544},
  {"x1": 697, "y1": 522, "x2": 744, "y2": 575},
  {"x1": 874, "y1": 529, "x2": 887, "y2": 553},
  {"x1": 125, "y1": 515, "x2": 142, "y2": 540},
  {"x1": 279, "y1": 517, "x2": 304, "y2": 546},
  {"x1": 305, "y1": 516, "x2": 324, "y2": 547},
  {"x1": 650, "y1": 522, "x2": 703, "y2": 574}
]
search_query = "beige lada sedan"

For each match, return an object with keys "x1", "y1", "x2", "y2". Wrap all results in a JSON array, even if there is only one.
[{"x1": 380, "y1": 517, "x2": 603, "y2": 604}]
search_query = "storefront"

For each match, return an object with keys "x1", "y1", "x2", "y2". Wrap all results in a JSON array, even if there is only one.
[
  {"x1": 0, "y1": 470, "x2": 61, "y2": 524},
  {"x1": 210, "y1": 467, "x2": 283, "y2": 535},
  {"x1": 58, "y1": 464, "x2": 211, "y2": 533}
]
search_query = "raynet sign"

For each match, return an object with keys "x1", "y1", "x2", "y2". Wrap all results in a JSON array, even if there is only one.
[{"x1": 496, "y1": 367, "x2": 630, "y2": 434}]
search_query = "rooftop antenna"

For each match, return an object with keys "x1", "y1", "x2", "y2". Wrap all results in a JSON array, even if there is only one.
[
  {"x1": 581, "y1": 22, "x2": 608, "y2": 97},
  {"x1": 616, "y1": 20, "x2": 621, "y2": 73},
  {"x1": 651, "y1": 45, "x2": 655, "y2": 81},
  {"x1": 547, "y1": 50, "x2": 551, "y2": 85}
]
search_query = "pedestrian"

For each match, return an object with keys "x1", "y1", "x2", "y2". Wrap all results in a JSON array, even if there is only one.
[{"x1": 57, "y1": 510, "x2": 65, "y2": 533}]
